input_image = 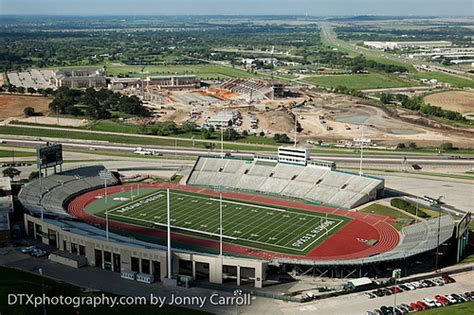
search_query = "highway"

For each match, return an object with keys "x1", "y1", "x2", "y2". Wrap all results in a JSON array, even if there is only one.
[{"x1": 1, "y1": 135, "x2": 474, "y2": 167}]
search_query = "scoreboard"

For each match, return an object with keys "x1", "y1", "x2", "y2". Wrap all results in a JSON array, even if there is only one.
[{"x1": 37, "y1": 143, "x2": 63, "y2": 169}]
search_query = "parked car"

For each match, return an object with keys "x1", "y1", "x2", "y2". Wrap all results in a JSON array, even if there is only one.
[
  {"x1": 423, "y1": 279, "x2": 436, "y2": 287},
  {"x1": 445, "y1": 295, "x2": 457, "y2": 304},
  {"x1": 416, "y1": 301, "x2": 429, "y2": 310},
  {"x1": 441, "y1": 274, "x2": 456, "y2": 283},
  {"x1": 432, "y1": 278, "x2": 445, "y2": 286},
  {"x1": 452, "y1": 293, "x2": 467, "y2": 303},
  {"x1": 435, "y1": 295, "x2": 450, "y2": 306},
  {"x1": 423, "y1": 298, "x2": 439, "y2": 308},
  {"x1": 382, "y1": 288, "x2": 392, "y2": 296},
  {"x1": 400, "y1": 304, "x2": 413, "y2": 312},
  {"x1": 365, "y1": 292, "x2": 376, "y2": 299},
  {"x1": 21, "y1": 246, "x2": 36, "y2": 253},
  {"x1": 390, "y1": 286, "x2": 403, "y2": 293},
  {"x1": 398, "y1": 284, "x2": 410, "y2": 291},
  {"x1": 410, "y1": 303, "x2": 421, "y2": 311},
  {"x1": 31, "y1": 248, "x2": 48, "y2": 257}
]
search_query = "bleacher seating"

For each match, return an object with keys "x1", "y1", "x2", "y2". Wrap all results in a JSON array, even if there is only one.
[
  {"x1": 221, "y1": 78, "x2": 274, "y2": 101},
  {"x1": 187, "y1": 157, "x2": 384, "y2": 209},
  {"x1": 18, "y1": 165, "x2": 118, "y2": 218}
]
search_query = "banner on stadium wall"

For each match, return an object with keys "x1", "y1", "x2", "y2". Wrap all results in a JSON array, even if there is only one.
[{"x1": 456, "y1": 212, "x2": 471, "y2": 239}]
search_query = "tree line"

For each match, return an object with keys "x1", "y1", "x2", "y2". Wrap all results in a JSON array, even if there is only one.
[
  {"x1": 381, "y1": 93, "x2": 466, "y2": 122},
  {"x1": 49, "y1": 87, "x2": 148, "y2": 119}
]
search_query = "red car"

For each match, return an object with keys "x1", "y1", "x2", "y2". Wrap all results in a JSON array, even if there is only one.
[
  {"x1": 416, "y1": 301, "x2": 429, "y2": 310},
  {"x1": 410, "y1": 303, "x2": 421, "y2": 311},
  {"x1": 390, "y1": 286, "x2": 403, "y2": 293},
  {"x1": 435, "y1": 295, "x2": 450, "y2": 306},
  {"x1": 441, "y1": 274, "x2": 456, "y2": 283}
]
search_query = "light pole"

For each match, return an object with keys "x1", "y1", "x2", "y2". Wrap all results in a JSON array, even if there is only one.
[
  {"x1": 435, "y1": 206, "x2": 442, "y2": 273},
  {"x1": 39, "y1": 268, "x2": 47, "y2": 315},
  {"x1": 393, "y1": 268, "x2": 401, "y2": 310},
  {"x1": 99, "y1": 169, "x2": 113, "y2": 240}
]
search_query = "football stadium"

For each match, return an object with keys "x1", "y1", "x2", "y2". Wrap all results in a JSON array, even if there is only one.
[{"x1": 17, "y1": 144, "x2": 465, "y2": 289}]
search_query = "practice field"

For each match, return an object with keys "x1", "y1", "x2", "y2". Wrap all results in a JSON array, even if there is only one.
[{"x1": 85, "y1": 188, "x2": 350, "y2": 255}]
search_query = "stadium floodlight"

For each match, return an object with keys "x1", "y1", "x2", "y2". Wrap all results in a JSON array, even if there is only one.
[
  {"x1": 167, "y1": 188, "x2": 172, "y2": 278},
  {"x1": 220, "y1": 193, "x2": 223, "y2": 256},
  {"x1": 99, "y1": 169, "x2": 113, "y2": 240}
]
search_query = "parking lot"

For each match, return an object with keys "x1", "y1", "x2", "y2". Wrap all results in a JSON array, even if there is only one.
[
  {"x1": 281, "y1": 271, "x2": 474, "y2": 315},
  {"x1": 7, "y1": 69, "x2": 55, "y2": 89}
]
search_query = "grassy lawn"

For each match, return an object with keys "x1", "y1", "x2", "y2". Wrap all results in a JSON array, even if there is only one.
[
  {"x1": 412, "y1": 71, "x2": 474, "y2": 88},
  {"x1": 0, "y1": 149, "x2": 35, "y2": 158},
  {"x1": 0, "y1": 267, "x2": 208, "y2": 315},
  {"x1": 359, "y1": 203, "x2": 414, "y2": 230},
  {"x1": 89, "y1": 188, "x2": 350, "y2": 255},
  {"x1": 0, "y1": 125, "x2": 277, "y2": 152},
  {"x1": 303, "y1": 72, "x2": 414, "y2": 90},
  {"x1": 419, "y1": 301, "x2": 474, "y2": 314}
]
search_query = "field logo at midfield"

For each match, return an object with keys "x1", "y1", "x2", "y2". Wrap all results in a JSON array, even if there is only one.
[
  {"x1": 116, "y1": 193, "x2": 164, "y2": 214},
  {"x1": 292, "y1": 220, "x2": 335, "y2": 248}
]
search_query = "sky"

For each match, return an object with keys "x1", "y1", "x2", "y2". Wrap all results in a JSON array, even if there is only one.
[{"x1": 0, "y1": 0, "x2": 472, "y2": 16}]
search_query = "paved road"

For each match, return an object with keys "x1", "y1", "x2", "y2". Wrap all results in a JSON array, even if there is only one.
[{"x1": 2, "y1": 135, "x2": 474, "y2": 166}]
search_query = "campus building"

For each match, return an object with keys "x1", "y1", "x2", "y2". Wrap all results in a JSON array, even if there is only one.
[{"x1": 53, "y1": 68, "x2": 107, "y2": 88}]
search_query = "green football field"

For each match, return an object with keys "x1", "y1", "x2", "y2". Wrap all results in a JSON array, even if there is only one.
[{"x1": 86, "y1": 188, "x2": 350, "y2": 255}]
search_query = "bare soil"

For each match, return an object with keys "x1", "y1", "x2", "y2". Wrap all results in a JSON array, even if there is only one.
[
  {"x1": 0, "y1": 95, "x2": 52, "y2": 120},
  {"x1": 424, "y1": 91, "x2": 474, "y2": 114}
]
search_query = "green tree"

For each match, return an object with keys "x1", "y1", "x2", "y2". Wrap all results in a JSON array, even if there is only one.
[
  {"x1": 29, "y1": 171, "x2": 39, "y2": 181},
  {"x1": 201, "y1": 128, "x2": 213, "y2": 139},
  {"x1": 408, "y1": 142, "x2": 417, "y2": 149},
  {"x1": 273, "y1": 133, "x2": 291, "y2": 143},
  {"x1": 23, "y1": 107, "x2": 36, "y2": 117},
  {"x1": 441, "y1": 143, "x2": 454, "y2": 151},
  {"x1": 3, "y1": 167, "x2": 21, "y2": 179}
]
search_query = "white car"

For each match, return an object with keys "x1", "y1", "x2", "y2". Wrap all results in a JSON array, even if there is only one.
[
  {"x1": 445, "y1": 295, "x2": 457, "y2": 304},
  {"x1": 432, "y1": 278, "x2": 445, "y2": 286},
  {"x1": 422, "y1": 298, "x2": 437, "y2": 308},
  {"x1": 410, "y1": 281, "x2": 422, "y2": 289},
  {"x1": 405, "y1": 283, "x2": 416, "y2": 290},
  {"x1": 21, "y1": 246, "x2": 35, "y2": 253}
]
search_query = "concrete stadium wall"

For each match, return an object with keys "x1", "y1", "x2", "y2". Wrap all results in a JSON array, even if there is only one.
[{"x1": 24, "y1": 214, "x2": 267, "y2": 288}]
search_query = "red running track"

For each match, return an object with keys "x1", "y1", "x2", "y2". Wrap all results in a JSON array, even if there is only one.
[{"x1": 67, "y1": 183, "x2": 400, "y2": 261}]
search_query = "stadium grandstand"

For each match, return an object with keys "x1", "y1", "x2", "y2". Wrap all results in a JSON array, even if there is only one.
[
  {"x1": 221, "y1": 78, "x2": 275, "y2": 101},
  {"x1": 186, "y1": 152, "x2": 384, "y2": 209},
  {"x1": 18, "y1": 165, "x2": 118, "y2": 218}
]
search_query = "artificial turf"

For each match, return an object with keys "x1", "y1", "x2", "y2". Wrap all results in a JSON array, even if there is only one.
[{"x1": 86, "y1": 188, "x2": 350, "y2": 255}]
